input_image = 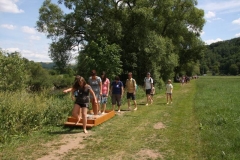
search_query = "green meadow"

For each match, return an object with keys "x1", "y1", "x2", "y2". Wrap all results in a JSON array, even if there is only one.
[{"x1": 0, "y1": 76, "x2": 240, "y2": 159}]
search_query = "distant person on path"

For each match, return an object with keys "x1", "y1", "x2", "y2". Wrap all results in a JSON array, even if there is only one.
[
  {"x1": 166, "y1": 79, "x2": 173, "y2": 104},
  {"x1": 125, "y1": 72, "x2": 137, "y2": 111},
  {"x1": 71, "y1": 75, "x2": 97, "y2": 133},
  {"x1": 88, "y1": 70, "x2": 102, "y2": 116},
  {"x1": 111, "y1": 76, "x2": 124, "y2": 112},
  {"x1": 100, "y1": 71, "x2": 110, "y2": 114},
  {"x1": 144, "y1": 72, "x2": 153, "y2": 106}
]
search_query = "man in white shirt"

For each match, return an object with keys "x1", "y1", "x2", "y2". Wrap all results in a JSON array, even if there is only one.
[{"x1": 144, "y1": 72, "x2": 153, "y2": 106}]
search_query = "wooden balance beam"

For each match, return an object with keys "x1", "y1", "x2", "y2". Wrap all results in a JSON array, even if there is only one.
[{"x1": 64, "y1": 110, "x2": 115, "y2": 128}]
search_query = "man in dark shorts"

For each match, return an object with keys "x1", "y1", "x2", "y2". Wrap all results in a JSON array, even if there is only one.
[{"x1": 125, "y1": 72, "x2": 137, "y2": 110}]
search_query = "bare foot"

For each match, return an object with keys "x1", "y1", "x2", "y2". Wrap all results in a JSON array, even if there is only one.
[{"x1": 84, "y1": 129, "x2": 88, "y2": 134}]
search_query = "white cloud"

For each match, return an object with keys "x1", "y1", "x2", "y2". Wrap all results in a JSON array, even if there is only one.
[
  {"x1": 1, "y1": 24, "x2": 16, "y2": 30},
  {"x1": 0, "y1": 0, "x2": 24, "y2": 13},
  {"x1": 235, "y1": 33, "x2": 240, "y2": 37},
  {"x1": 3, "y1": 47, "x2": 20, "y2": 53},
  {"x1": 3, "y1": 48, "x2": 51, "y2": 62},
  {"x1": 21, "y1": 50, "x2": 51, "y2": 62},
  {"x1": 21, "y1": 26, "x2": 36, "y2": 34},
  {"x1": 199, "y1": 1, "x2": 240, "y2": 13},
  {"x1": 205, "y1": 11, "x2": 215, "y2": 19},
  {"x1": 29, "y1": 35, "x2": 41, "y2": 41},
  {"x1": 205, "y1": 38, "x2": 223, "y2": 45},
  {"x1": 232, "y1": 18, "x2": 240, "y2": 25}
]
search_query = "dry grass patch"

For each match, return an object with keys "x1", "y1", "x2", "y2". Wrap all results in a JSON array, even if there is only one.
[
  {"x1": 153, "y1": 122, "x2": 166, "y2": 129},
  {"x1": 37, "y1": 131, "x2": 92, "y2": 160},
  {"x1": 136, "y1": 149, "x2": 164, "y2": 160}
]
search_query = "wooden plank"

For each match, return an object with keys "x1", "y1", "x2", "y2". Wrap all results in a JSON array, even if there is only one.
[{"x1": 64, "y1": 110, "x2": 115, "y2": 127}]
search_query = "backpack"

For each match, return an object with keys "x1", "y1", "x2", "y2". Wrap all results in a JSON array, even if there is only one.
[
  {"x1": 144, "y1": 77, "x2": 153, "y2": 83},
  {"x1": 132, "y1": 79, "x2": 138, "y2": 91}
]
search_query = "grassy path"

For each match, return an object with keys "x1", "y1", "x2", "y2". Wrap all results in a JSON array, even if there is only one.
[
  {"x1": 61, "y1": 80, "x2": 201, "y2": 159},
  {"x1": 1, "y1": 80, "x2": 202, "y2": 160}
]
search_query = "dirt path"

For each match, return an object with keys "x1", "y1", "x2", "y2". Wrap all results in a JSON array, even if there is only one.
[{"x1": 37, "y1": 131, "x2": 92, "y2": 160}]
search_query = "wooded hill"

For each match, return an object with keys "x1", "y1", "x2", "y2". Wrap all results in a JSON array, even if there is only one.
[{"x1": 201, "y1": 37, "x2": 240, "y2": 75}]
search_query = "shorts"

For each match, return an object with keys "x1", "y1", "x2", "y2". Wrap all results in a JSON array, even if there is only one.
[
  {"x1": 111, "y1": 94, "x2": 122, "y2": 106},
  {"x1": 166, "y1": 93, "x2": 172, "y2": 95},
  {"x1": 100, "y1": 94, "x2": 108, "y2": 104},
  {"x1": 75, "y1": 103, "x2": 89, "y2": 108},
  {"x1": 146, "y1": 89, "x2": 151, "y2": 95},
  {"x1": 127, "y1": 92, "x2": 136, "y2": 100}
]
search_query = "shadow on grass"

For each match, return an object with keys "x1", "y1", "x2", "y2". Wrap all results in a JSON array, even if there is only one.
[{"x1": 46, "y1": 125, "x2": 93, "y2": 135}]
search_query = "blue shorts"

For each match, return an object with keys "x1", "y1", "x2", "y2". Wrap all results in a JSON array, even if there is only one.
[{"x1": 100, "y1": 94, "x2": 108, "y2": 104}]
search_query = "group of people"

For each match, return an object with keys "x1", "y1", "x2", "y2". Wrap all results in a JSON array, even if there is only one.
[{"x1": 63, "y1": 70, "x2": 173, "y2": 133}]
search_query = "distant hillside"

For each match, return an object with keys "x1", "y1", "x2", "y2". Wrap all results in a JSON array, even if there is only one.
[
  {"x1": 202, "y1": 37, "x2": 240, "y2": 75},
  {"x1": 38, "y1": 62, "x2": 55, "y2": 69}
]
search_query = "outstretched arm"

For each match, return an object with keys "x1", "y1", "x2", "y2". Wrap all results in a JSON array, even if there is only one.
[{"x1": 63, "y1": 87, "x2": 72, "y2": 93}]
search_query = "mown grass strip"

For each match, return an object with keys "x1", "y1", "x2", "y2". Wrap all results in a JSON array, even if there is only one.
[{"x1": 63, "y1": 80, "x2": 201, "y2": 159}]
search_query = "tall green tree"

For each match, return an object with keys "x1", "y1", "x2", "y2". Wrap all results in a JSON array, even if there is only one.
[
  {"x1": 36, "y1": 0, "x2": 205, "y2": 86},
  {"x1": 0, "y1": 50, "x2": 28, "y2": 91}
]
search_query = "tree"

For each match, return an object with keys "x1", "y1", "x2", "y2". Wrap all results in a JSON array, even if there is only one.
[
  {"x1": 36, "y1": 0, "x2": 205, "y2": 86},
  {"x1": 0, "y1": 50, "x2": 28, "y2": 91},
  {"x1": 229, "y1": 64, "x2": 238, "y2": 75}
]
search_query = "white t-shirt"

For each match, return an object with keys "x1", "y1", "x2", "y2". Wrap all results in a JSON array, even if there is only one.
[
  {"x1": 166, "y1": 84, "x2": 173, "y2": 93},
  {"x1": 144, "y1": 77, "x2": 153, "y2": 89}
]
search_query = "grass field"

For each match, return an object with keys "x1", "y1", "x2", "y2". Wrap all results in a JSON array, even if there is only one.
[{"x1": 0, "y1": 76, "x2": 240, "y2": 159}]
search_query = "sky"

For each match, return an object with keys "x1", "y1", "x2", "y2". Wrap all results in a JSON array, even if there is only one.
[{"x1": 0, "y1": 0, "x2": 240, "y2": 62}]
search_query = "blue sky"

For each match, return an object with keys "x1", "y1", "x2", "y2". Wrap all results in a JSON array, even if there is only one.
[{"x1": 0, "y1": 0, "x2": 240, "y2": 62}]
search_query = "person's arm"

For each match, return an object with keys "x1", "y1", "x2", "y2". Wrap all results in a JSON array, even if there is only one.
[
  {"x1": 107, "y1": 79, "x2": 110, "y2": 97},
  {"x1": 89, "y1": 87, "x2": 98, "y2": 104},
  {"x1": 121, "y1": 84, "x2": 124, "y2": 97},
  {"x1": 99, "y1": 77, "x2": 102, "y2": 95},
  {"x1": 63, "y1": 87, "x2": 72, "y2": 93}
]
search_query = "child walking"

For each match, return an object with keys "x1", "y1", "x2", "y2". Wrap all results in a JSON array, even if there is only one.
[{"x1": 166, "y1": 79, "x2": 173, "y2": 104}]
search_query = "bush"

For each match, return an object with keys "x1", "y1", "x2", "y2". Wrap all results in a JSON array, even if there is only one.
[{"x1": 0, "y1": 90, "x2": 72, "y2": 144}]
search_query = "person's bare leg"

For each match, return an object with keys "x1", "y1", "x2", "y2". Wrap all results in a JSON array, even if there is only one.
[
  {"x1": 166, "y1": 94, "x2": 169, "y2": 104},
  {"x1": 92, "y1": 99, "x2": 98, "y2": 115},
  {"x1": 102, "y1": 103, "x2": 106, "y2": 113},
  {"x1": 72, "y1": 104, "x2": 81, "y2": 124},
  {"x1": 112, "y1": 104, "x2": 115, "y2": 111},
  {"x1": 127, "y1": 99, "x2": 131, "y2": 110},
  {"x1": 133, "y1": 100, "x2": 137, "y2": 110},
  {"x1": 79, "y1": 108, "x2": 82, "y2": 119},
  {"x1": 82, "y1": 107, "x2": 88, "y2": 133}
]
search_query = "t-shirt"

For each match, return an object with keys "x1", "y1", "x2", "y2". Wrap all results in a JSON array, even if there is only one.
[
  {"x1": 102, "y1": 78, "x2": 110, "y2": 95},
  {"x1": 75, "y1": 85, "x2": 91, "y2": 104},
  {"x1": 144, "y1": 77, "x2": 153, "y2": 89},
  {"x1": 166, "y1": 84, "x2": 173, "y2": 93},
  {"x1": 125, "y1": 78, "x2": 136, "y2": 93},
  {"x1": 111, "y1": 81, "x2": 123, "y2": 95},
  {"x1": 88, "y1": 76, "x2": 101, "y2": 94}
]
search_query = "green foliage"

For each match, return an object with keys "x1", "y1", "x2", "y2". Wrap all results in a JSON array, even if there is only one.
[
  {"x1": 203, "y1": 37, "x2": 240, "y2": 75},
  {"x1": 76, "y1": 36, "x2": 122, "y2": 79},
  {"x1": 0, "y1": 90, "x2": 72, "y2": 144},
  {"x1": 37, "y1": 0, "x2": 205, "y2": 85},
  {"x1": 0, "y1": 51, "x2": 28, "y2": 91}
]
